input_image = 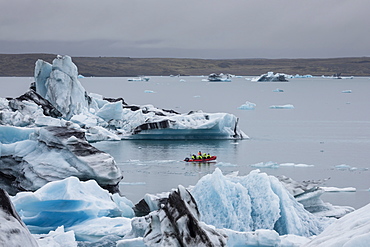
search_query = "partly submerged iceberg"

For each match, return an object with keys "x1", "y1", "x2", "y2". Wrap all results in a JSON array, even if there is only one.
[
  {"x1": 0, "y1": 125, "x2": 123, "y2": 195},
  {"x1": 191, "y1": 168, "x2": 331, "y2": 237},
  {"x1": 251, "y1": 72, "x2": 289, "y2": 82},
  {"x1": 11, "y1": 177, "x2": 134, "y2": 239},
  {"x1": 22, "y1": 55, "x2": 246, "y2": 140},
  {"x1": 237, "y1": 101, "x2": 256, "y2": 110},
  {"x1": 270, "y1": 104, "x2": 295, "y2": 109}
]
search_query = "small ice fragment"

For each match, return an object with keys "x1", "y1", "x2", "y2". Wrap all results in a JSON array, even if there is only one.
[
  {"x1": 238, "y1": 101, "x2": 256, "y2": 110},
  {"x1": 269, "y1": 104, "x2": 294, "y2": 109}
]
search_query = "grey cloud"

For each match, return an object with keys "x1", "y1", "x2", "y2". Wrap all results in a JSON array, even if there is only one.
[{"x1": 0, "y1": 0, "x2": 369, "y2": 59}]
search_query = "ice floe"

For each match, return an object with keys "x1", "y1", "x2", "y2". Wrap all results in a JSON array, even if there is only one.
[
  {"x1": 237, "y1": 101, "x2": 256, "y2": 110},
  {"x1": 270, "y1": 104, "x2": 295, "y2": 109}
]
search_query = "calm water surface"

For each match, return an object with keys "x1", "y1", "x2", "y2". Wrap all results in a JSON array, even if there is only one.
[{"x1": 2, "y1": 76, "x2": 370, "y2": 208}]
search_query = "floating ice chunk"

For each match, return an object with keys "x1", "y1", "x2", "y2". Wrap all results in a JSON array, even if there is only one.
[
  {"x1": 191, "y1": 168, "x2": 329, "y2": 236},
  {"x1": 215, "y1": 162, "x2": 238, "y2": 167},
  {"x1": 269, "y1": 104, "x2": 294, "y2": 109},
  {"x1": 34, "y1": 226, "x2": 77, "y2": 247},
  {"x1": 144, "y1": 90, "x2": 155, "y2": 93},
  {"x1": 11, "y1": 177, "x2": 134, "y2": 235},
  {"x1": 252, "y1": 72, "x2": 289, "y2": 82},
  {"x1": 342, "y1": 90, "x2": 352, "y2": 93},
  {"x1": 251, "y1": 161, "x2": 279, "y2": 168},
  {"x1": 273, "y1": 88, "x2": 284, "y2": 92},
  {"x1": 237, "y1": 101, "x2": 256, "y2": 110},
  {"x1": 0, "y1": 126, "x2": 123, "y2": 194},
  {"x1": 335, "y1": 164, "x2": 357, "y2": 171},
  {"x1": 223, "y1": 229, "x2": 282, "y2": 247},
  {"x1": 278, "y1": 176, "x2": 354, "y2": 218},
  {"x1": 68, "y1": 217, "x2": 132, "y2": 242},
  {"x1": 252, "y1": 162, "x2": 314, "y2": 168},
  {"x1": 280, "y1": 163, "x2": 314, "y2": 167},
  {"x1": 321, "y1": 187, "x2": 356, "y2": 192},
  {"x1": 293, "y1": 163, "x2": 314, "y2": 168}
]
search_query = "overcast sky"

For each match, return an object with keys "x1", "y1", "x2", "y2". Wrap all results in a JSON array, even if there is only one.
[{"x1": 1, "y1": 0, "x2": 369, "y2": 59}]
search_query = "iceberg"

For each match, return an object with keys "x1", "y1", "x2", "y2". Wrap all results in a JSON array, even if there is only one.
[
  {"x1": 11, "y1": 177, "x2": 134, "y2": 237},
  {"x1": 191, "y1": 168, "x2": 330, "y2": 236},
  {"x1": 278, "y1": 175, "x2": 355, "y2": 218},
  {"x1": 0, "y1": 125, "x2": 123, "y2": 195},
  {"x1": 237, "y1": 101, "x2": 256, "y2": 110},
  {"x1": 1, "y1": 55, "x2": 247, "y2": 141},
  {"x1": 251, "y1": 72, "x2": 289, "y2": 82},
  {"x1": 270, "y1": 104, "x2": 295, "y2": 109},
  {"x1": 35, "y1": 55, "x2": 88, "y2": 120}
]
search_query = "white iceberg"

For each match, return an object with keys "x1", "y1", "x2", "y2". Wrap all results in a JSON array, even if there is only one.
[
  {"x1": 237, "y1": 101, "x2": 256, "y2": 110},
  {"x1": 191, "y1": 168, "x2": 331, "y2": 236},
  {"x1": 270, "y1": 104, "x2": 295, "y2": 109},
  {"x1": 251, "y1": 72, "x2": 289, "y2": 82},
  {"x1": 1, "y1": 55, "x2": 247, "y2": 141}
]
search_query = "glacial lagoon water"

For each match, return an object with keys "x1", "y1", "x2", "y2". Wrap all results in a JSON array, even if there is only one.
[{"x1": 2, "y1": 75, "x2": 370, "y2": 209}]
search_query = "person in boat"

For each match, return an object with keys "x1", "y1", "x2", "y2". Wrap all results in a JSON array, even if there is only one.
[
  {"x1": 191, "y1": 154, "x2": 196, "y2": 160},
  {"x1": 202, "y1": 153, "x2": 208, "y2": 159},
  {"x1": 206, "y1": 153, "x2": 211, "y2": 159},
  {"x1": 198, "y1": 151, "x2": 203, "y2": 160}
]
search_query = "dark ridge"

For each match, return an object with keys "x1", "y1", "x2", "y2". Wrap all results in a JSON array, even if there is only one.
[{"x1": 1, "y1": 54, "x2": 370, "y2": 76}]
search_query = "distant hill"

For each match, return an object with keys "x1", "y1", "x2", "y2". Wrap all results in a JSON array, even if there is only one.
[{"x1": 0, "y1": 53, "x2": 369, "y2": 77}]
